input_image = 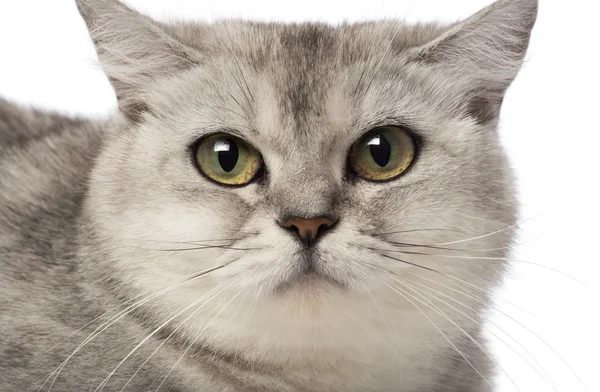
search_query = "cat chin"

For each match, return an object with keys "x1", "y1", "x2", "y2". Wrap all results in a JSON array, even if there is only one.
[{"x1": 184, "y1": 284, "x2": 456, "y2": 385}]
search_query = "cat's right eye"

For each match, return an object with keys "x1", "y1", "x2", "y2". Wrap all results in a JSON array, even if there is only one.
[{"x1": 194, "y1": 133, "x2": 263, "y2": 186}]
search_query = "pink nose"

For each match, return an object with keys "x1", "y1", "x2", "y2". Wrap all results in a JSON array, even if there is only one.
[{"x1": 281, "y1": 217, "x2": 335, "y2": 246}]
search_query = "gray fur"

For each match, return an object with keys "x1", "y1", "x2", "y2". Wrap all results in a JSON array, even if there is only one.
[{"x1": 0, "y1": 0, "x2": 537, "y2": 391}]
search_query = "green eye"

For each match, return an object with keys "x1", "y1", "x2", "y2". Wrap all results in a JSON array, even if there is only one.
[
  {"x1": 194, "y1": 133, "x2": 262, "y2": 186},
  {"x1": 348, "y1": 126, "x2": 416, "y2": 181}
]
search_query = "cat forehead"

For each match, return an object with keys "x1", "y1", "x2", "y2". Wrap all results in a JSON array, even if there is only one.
[
  {"x1": 160, "y1": 22, "x2": 449, "y2": 143},
  {"x1": 173, "y1": 21, "x2": 447, "y2": 62}
]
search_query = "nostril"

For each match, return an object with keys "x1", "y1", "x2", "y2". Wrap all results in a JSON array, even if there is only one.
[
  {"x1": 286, "y1": 224, "x2": 301, "y2": 236},
  {"x1": 317, "y1": 222, "x2": 331, "y2": 236}
]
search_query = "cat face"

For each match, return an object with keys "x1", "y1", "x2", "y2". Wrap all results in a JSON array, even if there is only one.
[{"x1": 80, "y1": 0, "x2": 535, "y2": 375}]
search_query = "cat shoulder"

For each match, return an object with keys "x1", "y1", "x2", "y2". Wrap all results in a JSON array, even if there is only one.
[{"x1": 0, "y1": 98, "x2": 94, "y2": 152}]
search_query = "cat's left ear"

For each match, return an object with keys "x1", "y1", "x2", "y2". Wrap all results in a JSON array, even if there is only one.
[
  {"x1": 408, "y1": 0, "x2": 538, "y2": 124},
  {"x1": 75, "y1": 0, "x2": 202, "y2": 122}
]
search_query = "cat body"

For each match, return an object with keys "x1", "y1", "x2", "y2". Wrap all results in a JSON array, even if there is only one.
[{"x1": 0, "y1": 0, "x2": 537, "y2": 391}]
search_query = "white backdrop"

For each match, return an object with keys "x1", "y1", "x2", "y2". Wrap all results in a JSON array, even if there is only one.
[{"x1": 0, "y1": 1, "x2": 598, "y2": 391}]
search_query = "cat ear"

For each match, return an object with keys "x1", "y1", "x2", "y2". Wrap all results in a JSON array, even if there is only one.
[
  {"x1": 409, "y1": 0, "x2": 538, "y2": 124},
  {"x1": 75, "y1": 0, "x2": 201, "y2": 122}
]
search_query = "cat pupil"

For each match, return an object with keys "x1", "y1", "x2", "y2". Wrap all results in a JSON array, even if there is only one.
[
  {"x1": 216, "y1": 139, "x2": 239, "y2": 173},
  {"x1": 369, "y1": 135, "x2": 391, "y2": 167}
]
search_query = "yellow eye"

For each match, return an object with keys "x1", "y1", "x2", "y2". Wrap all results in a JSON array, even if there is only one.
[
  {"x1": 194, "y1": 134, "x2": 262, "y2": 186},
  {"x1": 348, "y1": 126, "x2": 416, "y2": 181}
]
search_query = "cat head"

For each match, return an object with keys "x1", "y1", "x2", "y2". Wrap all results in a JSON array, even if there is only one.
[{"x1": 78, "y1": 0, "x2": 536, "y2": 371}]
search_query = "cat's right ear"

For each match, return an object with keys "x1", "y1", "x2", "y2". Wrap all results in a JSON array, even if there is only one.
[{"x1": 75, "y1": 0, "x2": 202, "y2": 122}]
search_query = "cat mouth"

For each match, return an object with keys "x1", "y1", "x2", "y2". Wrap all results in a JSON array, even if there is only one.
[{"x1": 274, "y1": 258, "x2": 346, "y2": 295}]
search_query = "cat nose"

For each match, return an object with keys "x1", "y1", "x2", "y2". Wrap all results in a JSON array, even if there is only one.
[{"x1": 280, "y1": 217, "x2": 337, "y2": 246}]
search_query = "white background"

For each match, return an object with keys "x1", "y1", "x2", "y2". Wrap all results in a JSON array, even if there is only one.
[{"x1": 0, "y1": 1, "x2": 598, "y2": 391}]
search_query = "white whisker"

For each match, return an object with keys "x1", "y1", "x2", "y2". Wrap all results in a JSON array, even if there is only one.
[
  {"x1": 436, "y1": 213, "x2": 547, "y2": 246},
  {"x1": 382, "y1": 281, "x2": 494, "y2": 388},
  {"x1": 404, "y1": 276, "x2": 558, "y2": 390},
  {"x1": 95, "y1": 278, "x2": 238, "y2": 392},
  {"x1": 42, "y1": 261, "x2": 237, "y2": 392},
  {"x1": 400, "y1": 278, "x2": 550, "y2": 392},
  {"x1": 117, "y1": 278, "x2": 239, "y2": 392},
  {"x1": 154, "y1": 289, "x2": 243, "y2": 392}
]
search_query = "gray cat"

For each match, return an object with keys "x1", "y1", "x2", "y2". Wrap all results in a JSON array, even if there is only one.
[{"x1": 0, "y1": 0, "x2": 538, "y2": 391}]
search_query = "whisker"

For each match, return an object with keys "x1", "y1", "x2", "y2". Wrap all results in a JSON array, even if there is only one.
[
  {"x1": 444, "y1": 255, "x2": 585, "y2": 286},
  {"x1": 393, "y1": 279, "x2": 521, "y2": 392},
  {"x1": 42, "y1": 294, "x2": 144, "y2": 357},
  {"x1": 373, "y1": 213, "x2": 548, "y2": 249},
  {"x1": 379, "y1": 242, "x2": 465, "y2": 252},
  {"x1": 373, "y1": 251, "x2": 498, "y2": 296},
  {"x1": 369, "y1": 247, "x2": 586, "y2": 286},
  {"x1": 377, "y1": 252, "x2": 439, "y2": 273},
  {"x1": 388, "y1": 259, "x2": 543, "y2": 322},
  {"x1": 154, "y1": 289, "x2": 243, "y2": 392},
  {"x1": 362, "y1": 283, "x2": 405, "y2": 375},
  {"x1": 381, "y1": 281, "x2": 494, "y2": 388},
  {"x1": 233, "y1": 285, "x2": 261, "y2": 367},
  {"x1": 124, "y1": 231, "x2": 259, "y2": 246},
  {"x1": 150, "y1": 245, "x2": 264, "y2": 252},
  {"x1": 371, "y1": 228, "x2": 459, "y2": 237},
  {"x1": 205, "y1": 287, "x2": 252, "y2": 378},
  {"x1": 436, "y1": 213, "x2": 547, "y2": 247},
  {"x1": 401, "y1": 277, "x2": 558, "y2": 391},
  {"x1": 89, "y1": 375, "x2": 98, "y2": 392},
  {"x1": 363, "y1": 283, "x2": 395, "y2": 340},
  {"x1": 42, "y1": 260, "x2": 239, "y2": 392},
  {"x1": 114, "y1": 278, "x2": 239, "y2": 392},
  {"x1": 365, "y1": 261, "x2": 588, "y2": 392},
  {"x1": 372, "y1": 251, "x2": 537, "y2": 313},
  {"x1": 96, "y1": 280, "x2": 237, "y2": 391},
  {"x1": 380, "y1": 221, "x2": 554, "y2": 254}
]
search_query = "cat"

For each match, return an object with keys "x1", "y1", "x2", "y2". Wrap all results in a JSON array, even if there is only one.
[{"x1": 0, "y1": 0, "x2": 538, "y2": 391}]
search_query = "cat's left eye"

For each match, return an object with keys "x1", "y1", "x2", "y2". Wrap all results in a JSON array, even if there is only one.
[
  {"x1": 348, "y1": 126, "x2": 416, "y2": 182},
  {"x1": 194, "y1": 133, "x2": 262, "y2": 186}
]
